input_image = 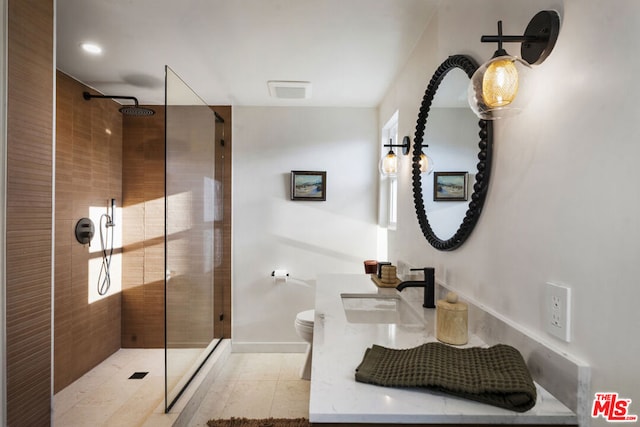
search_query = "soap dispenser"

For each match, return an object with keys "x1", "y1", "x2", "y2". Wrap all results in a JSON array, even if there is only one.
[{"x1": 436, "y1": 291, "x2": 468, "y2": 345}]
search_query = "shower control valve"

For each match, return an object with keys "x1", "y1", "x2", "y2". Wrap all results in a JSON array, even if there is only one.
[{"x1": 75, "y1": 218, "x2": 95, "y2": 246}]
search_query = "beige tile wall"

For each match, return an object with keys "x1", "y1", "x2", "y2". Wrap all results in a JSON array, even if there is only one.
[
  {"x1": 54, "y1": 72, "x2": 123, "y2": 392},
  {"x1": 121, "y1": 106, "x2": 232, "y2": 348},
  {"x1": 6, "y1": 0, "x2": 54, "y2": 423},
  {"x1": 121, "y1": 107, "x2": 166, "y2": 348}
]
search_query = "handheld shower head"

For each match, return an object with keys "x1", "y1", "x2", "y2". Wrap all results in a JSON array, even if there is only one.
[
  {"x1": 107, "y1": 198, "x2": 116, "y2": 227},
  {"x1": 82, "y1": 91, "x2": 155, "y2": 116}
]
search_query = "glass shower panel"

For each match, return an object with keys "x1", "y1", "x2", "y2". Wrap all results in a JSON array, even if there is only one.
[{"x1": 165, "y1": 66, "x2": 221, "y2": 411}]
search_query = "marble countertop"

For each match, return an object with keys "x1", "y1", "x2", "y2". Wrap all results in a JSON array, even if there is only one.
[{"x1": 309, "y1": 273, "x2": 577, "y2": 424}]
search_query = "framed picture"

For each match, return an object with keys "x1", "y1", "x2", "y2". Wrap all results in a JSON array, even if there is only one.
[
  {"x1": 434, "y1": 172, "x2": 468, "y2": 201},
  {"x1": 291, "y1": 171, "x2": 326, "y2": 201}
]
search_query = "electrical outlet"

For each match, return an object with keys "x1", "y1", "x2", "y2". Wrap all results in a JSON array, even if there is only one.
[{"x1": 545, "y1": 282, "x2": 571, "y2": 342}]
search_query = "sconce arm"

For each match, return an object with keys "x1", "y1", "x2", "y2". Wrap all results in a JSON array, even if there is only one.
[
  {"x1": 383, "y1": 136, "x2": 411, "y2": 155},
  {"x1": 478, "y1": 10, "x2": 560, "y2": 65}
]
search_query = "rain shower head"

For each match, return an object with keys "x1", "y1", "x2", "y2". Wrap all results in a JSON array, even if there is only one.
[
  {"x1": 118, "y1": 105, "x2": 156, "y2": 116},
  {"x1": 82, "y1": 91, "x2": 155, "y2": 116}
]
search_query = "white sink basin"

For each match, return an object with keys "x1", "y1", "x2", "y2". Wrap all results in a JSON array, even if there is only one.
[{"x1": 340, "y1": 293, "x2": 423, "y2": 325}]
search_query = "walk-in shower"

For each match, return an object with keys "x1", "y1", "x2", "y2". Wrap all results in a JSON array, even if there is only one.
[
  {"x1": 66, "y1": 71, "x2": 226, "y2": 414},
  {"x1": 53, "y1": 65, "x2": 229, "y2": 425},
  {"x1": 82, "y1": 68, "x2": 227, "y2": 413}
]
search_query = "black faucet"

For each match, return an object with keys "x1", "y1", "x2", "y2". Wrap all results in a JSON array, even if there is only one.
[{"x1": 396, "y1": 267, "x2": 435, "y2": 308}]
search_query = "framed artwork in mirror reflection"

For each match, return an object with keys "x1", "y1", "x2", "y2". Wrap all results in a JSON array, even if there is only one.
[
  {"x1": 291, "y1": 170, "x2": 326, "y2": 201},
  {"x1": 434, "y1": 172, "x2": 468, "y2": 202}
]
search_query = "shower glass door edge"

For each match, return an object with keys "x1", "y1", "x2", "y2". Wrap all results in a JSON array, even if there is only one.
[{"x1": 164, "y1": 65, "x2": 221, "y2": 412}]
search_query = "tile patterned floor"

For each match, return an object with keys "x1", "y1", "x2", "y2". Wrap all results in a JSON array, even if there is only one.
[
  {"x1": 53, "y1": 350, "x2": 309, "y2": 426},
  {"x1": 53, "y1": 349, "x2": 166, "y2": 427},
  {"x1": 189, "y1": 353, "x2": 310, "y2": 426}
]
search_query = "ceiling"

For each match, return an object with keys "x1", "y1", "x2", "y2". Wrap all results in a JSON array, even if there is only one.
[{"x1": 56, "y1": 0, "x2": 441, "y2": 107}]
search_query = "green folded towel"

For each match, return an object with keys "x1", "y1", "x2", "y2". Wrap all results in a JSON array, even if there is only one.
[{"x1": 355, "y1": 342, "x2": 537, "y2": 412}]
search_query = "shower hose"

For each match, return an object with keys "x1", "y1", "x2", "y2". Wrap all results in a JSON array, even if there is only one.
[{"x1": 98, "y1": 213, "x2": 114, "y2": 296}]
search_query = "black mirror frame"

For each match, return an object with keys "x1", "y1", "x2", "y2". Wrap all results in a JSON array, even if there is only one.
[{"x1": 412, "y1": 54, "x2": 493, "y2": 251}]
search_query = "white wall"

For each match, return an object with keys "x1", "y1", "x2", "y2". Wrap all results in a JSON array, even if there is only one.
[
  {"x1": 232, "y1": 107, "x2": 379, "y2": 349},
  {"x1": 379, "y1": 0, "x2": 640, "y2": 424}
]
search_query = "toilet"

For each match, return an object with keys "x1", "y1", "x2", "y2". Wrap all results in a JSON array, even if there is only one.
[{"x1": 294, "y1": 309, "x2": 315, "y2": 380}]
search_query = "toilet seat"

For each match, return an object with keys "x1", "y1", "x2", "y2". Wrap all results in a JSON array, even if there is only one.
[
  {"x1": 295, "y1": 309, "x2": 315, "y2": 326},
  {"x1": 294, "y1": 309, "x2": 315, "y2": 380}
]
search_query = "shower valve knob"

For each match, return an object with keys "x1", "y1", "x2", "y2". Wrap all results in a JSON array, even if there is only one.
[{"x1": 75, "y1": 217, "x2": 95, "y2": 245}]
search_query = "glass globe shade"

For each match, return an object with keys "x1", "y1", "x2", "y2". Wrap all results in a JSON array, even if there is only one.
[
  {"x1": 482, "y1": 58, "x2": 519, "y2": 107},
  {"x1": 418, "y1": 152, "x2": 434, "y2": 175},
  {"x1": 379, "y1": 151, "x2": 398, "y2": 177},
  {"x1": 468, "y1": 55, "x2": 532, "y2": 120}
]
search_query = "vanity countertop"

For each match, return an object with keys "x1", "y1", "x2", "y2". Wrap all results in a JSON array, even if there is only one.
[{"x1": 309, "y1": 273, "x2": 577, "y2": 425}]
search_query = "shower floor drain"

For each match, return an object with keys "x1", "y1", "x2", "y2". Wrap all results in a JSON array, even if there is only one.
[{"x1": 129, "y1": 372, "x2": 149, "y2": 379}]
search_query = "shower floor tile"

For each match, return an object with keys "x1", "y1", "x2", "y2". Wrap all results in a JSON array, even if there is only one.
[
  {"x1": 53, "y1": 351, "x2": 309, "y2": 426},
  {"x1": 53, "y1": 349, "x2": 166, "y2": 427}
]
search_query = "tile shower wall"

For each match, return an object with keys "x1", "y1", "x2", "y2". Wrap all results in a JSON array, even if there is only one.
[
  {"x1": 54, "y1": 71, "x2": 123, "y2": 392},
  {"x1": 121, "y1": 106, "x2": 166, "y2": 348},
  {"x1": 6, "y1": 0, "x2": 54, "y2": 422},
  {"x1": 121, "y1": 106, "x2": 232, "y2": 347}
]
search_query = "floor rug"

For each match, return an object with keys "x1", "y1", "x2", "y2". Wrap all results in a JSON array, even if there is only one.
[{"x1": 207, "y1": 418, "x2": 310, "y2": 427}]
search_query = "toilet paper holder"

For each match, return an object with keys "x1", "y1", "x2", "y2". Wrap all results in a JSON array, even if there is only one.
[{"x1": 271, "y1": 270, "x2": 289, "y2": 282}]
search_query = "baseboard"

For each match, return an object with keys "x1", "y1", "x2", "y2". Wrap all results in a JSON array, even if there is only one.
[{"x1": 231, "y1": 341, "x2": 308, "y2": 353}]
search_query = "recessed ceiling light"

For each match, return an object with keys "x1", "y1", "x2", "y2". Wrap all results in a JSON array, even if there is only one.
[{"x1": 81, "y1": 42, "x2": 102, "y2": 55}]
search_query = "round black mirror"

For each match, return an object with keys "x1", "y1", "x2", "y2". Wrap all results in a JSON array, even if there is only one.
[{"x1": 412, "y1": 54, "x2": 493, "y2": 251}]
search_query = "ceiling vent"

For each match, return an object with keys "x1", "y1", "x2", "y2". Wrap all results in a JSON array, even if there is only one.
[{"x1": 267, "y1": 81, "x2": 312, "y2": 99}]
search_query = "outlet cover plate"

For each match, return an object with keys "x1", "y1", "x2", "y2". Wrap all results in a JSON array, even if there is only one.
[{"x1": 545, "y1": 282, "x2": 571, "y2": 342}]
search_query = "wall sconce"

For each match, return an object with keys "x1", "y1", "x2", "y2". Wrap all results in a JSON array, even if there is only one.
[
  {"x1": 379, "y1": 137, "x2": 410, "y2": 177},
  {"x1": 468, "y1": 10, "x2": 560, "y2": 120},
  {"x1": 412, "y1": 137, "x2": 435, "y2": 175},
  {"x1": 418, "y1": 150, "x2": 434, "y2": 175}
]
